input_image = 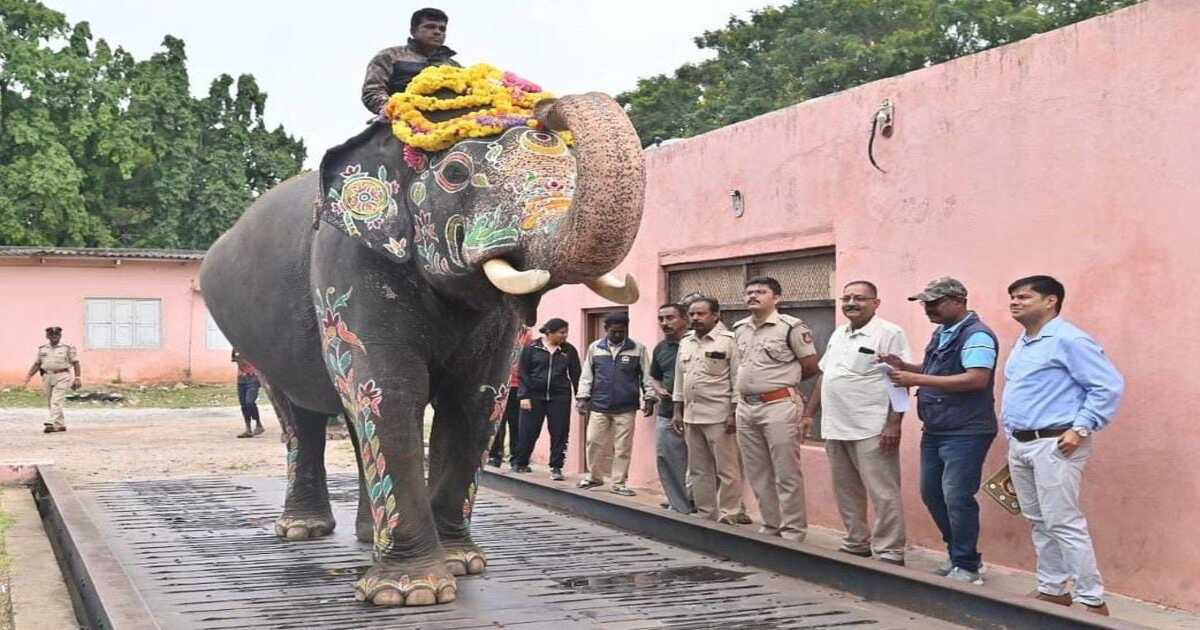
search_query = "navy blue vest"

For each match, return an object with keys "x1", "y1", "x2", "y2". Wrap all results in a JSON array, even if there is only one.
[
  {"x1": 917, "y1": 312, "x2": 998, "y2": 435},
  {"x1": 589, "y1": 339, "x2": 644, "y2": 414}
]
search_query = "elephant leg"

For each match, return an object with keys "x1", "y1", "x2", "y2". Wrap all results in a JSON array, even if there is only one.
[
  {"x1": 274, "y1": 399, "x2": 336, "y2": 539},
  {"x1": 343, "y1": 413, "x2": 375, "y2": 543},
  {"x1": 312, "y1": 281, "x2": 455, "y2": 607},
  {"x1": 428, "y1": 322, "x2": 516, "y2": 577}
]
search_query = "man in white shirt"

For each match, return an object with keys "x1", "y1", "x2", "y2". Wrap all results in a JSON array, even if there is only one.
[{"x1": 803, "y1": 281, "x2": 911, "y2": 565}]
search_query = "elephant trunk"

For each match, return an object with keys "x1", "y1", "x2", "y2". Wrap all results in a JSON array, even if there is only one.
[{"x1": 541, "y1": 93, "x2": 645, "y2": 286}]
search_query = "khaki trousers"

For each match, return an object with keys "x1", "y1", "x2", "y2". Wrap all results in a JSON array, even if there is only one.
[
  {"x1": 585, "y1": 410, "x2": 636, "y2": 484},
  {"x1": 685, "y1": 422, "x2": 743, "y2": 521},
  {"x1": 44, "y1": 372, "x2": 71, "y2": 428},
  {"x1": 825, "y1": 436, "x2": 906, "y2": 560},
  {"x1": 736, "y1": 399, "x2": 806, "y2": 540}
]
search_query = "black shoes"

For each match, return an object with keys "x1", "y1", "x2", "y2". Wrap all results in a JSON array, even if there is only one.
[
  {"x1": 550, "y1": 468, "x2": 565, "y2": 481},
  {"x1": 513, "y1": 465, "x2": 533, "y2": 473}
]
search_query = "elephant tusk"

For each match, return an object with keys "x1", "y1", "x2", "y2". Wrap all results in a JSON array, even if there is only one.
[
  {"x1": 584, "y1": 273, "x2": 640, "y2": 305},
  {"x1": 482, "y1": 259, "x2": 551, "y2": 295}
]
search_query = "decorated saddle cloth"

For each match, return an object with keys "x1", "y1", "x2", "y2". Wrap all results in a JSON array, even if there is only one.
[{"x1": 316, "y1": 64, "x2": 569, "y2": 262}]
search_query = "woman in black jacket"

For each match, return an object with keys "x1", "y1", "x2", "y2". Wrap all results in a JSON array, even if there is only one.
[{"x1": 512, "y1": 318, "x2": 581, "y2": 480}]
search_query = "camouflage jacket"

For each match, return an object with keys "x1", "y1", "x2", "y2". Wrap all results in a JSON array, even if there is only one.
[{"x1": 361, "y1": 40, "x2": 460, "y2": 114}]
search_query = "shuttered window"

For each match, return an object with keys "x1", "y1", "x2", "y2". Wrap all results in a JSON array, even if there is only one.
[
  {"x1": 206, "y1": 312, "x2": 232, "y2": 350},
  {"x1": 85, "y1": 298, "x2": 162, "y2": 349}
]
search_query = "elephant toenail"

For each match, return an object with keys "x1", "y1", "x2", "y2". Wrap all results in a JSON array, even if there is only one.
[
  {"x1": 405, "y1": 587, "x2": 437, "y2": 606},
  {"x1": 437, "y1": 584, "x2": 458, "y2": 603},
  {"x1": 372, "y1": 588, "x2": 405, "y2": 606}
]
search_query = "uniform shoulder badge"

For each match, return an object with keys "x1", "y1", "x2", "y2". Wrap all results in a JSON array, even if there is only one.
[
  {"x1": 733, "y1": 316, "x2": 752, "y2": 328},
  {"x1": 779, "y1": 314, "x2": 801, "y2": 325}
]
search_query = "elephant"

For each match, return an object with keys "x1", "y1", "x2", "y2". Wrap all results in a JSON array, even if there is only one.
[{"x1": 199, "y1": 92, "x2": 644, "y2": 607}]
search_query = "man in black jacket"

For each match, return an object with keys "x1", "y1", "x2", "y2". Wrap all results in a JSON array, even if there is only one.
[
  {"x1": 512, "y1": 318, "x2": 581, "y2": 480},
  {"x1": 360, "y1": 7, "x2": 461, "y2": 115}
]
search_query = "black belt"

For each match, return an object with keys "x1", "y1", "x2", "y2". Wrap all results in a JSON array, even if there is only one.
[{"x1": 1011, "y1": 426, "x2": 1071, "y2": 442}]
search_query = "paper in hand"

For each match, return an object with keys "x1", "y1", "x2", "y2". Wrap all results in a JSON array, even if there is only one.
[{"x1": 876, "y1": 362, "x2": 911, "y2": 413}]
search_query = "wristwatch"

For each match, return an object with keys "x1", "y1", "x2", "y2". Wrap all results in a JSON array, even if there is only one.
[{"x1": 1072, "y1": 427, "x2": 1090, "y2": 438}]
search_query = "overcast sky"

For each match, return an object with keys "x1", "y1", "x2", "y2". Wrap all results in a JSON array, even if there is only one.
[{"x1": 44, "y1": 1, "x2": 773, "y2": 168}]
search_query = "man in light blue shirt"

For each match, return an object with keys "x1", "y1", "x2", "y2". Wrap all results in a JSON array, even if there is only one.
[{"x1": 1002, "y1": 275, "x2": 1124, "y2": 617}]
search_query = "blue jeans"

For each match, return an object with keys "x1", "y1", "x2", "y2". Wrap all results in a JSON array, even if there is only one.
[
  {"x1": 237, "y1": 380, "x2": 260, "y2": 422},
  {"x1": 919, "y1": 432, "x2": 995, "y2": 572}
]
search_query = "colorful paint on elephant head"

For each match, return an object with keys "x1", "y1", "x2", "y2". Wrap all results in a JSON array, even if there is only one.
[
  {"x1": 314, "y1": 286, "x2": 401, "y2": 557},
  {"x1": 406, "y1": 126, "x2": 576, "y2": 276}
]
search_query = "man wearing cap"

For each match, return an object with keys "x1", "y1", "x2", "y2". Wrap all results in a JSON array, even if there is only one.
[
  {"x1": 1002, "y1": 275, "x2": 1123, "y2": 615},
  {"x1": 22, "y1": 326, "x2": 81, "y2": 433},
  {"x1": 882, "y1": 277, "x2": 998, "y2": 584},
  {"x1": 733, "y1": 276, "x2": 819, "y2": 541}
]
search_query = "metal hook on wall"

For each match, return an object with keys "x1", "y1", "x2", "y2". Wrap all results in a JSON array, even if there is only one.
[
  {"x1": 868, "y1": 98, "x2": 894, "y2": 173},
  {"x1": 729, "y1": 189, "x2": 745, "y2": 218}
]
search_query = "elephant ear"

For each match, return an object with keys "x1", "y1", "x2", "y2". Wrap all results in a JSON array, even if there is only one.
[{"x1": 317, "y1": 122, "x2": 413, "y2": 263}]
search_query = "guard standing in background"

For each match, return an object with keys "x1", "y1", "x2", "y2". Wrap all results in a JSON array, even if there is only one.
[{"x1": 23, "y1": 326, "x2": 81, "y2": 433}]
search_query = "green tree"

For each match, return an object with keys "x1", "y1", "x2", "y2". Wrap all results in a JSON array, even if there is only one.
[
  {"x1": 619, "y1": 0, "x2": 1141, "y2": 145},
  {"x1": 0, "y1": 0, "x2": 305, "y2": 248}
]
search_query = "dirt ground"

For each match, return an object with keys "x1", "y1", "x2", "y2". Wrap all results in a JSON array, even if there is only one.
[{"x1": 0, "y1": 406, "x2": 359, "y2": 483}]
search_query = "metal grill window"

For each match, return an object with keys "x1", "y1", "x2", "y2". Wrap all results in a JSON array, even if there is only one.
[
  {"x1": 666, "y1": 251, "x2": 836, "y2": 441},
  {"x1": 748, "y1": 257, "x2": 835, "y2": 303}
]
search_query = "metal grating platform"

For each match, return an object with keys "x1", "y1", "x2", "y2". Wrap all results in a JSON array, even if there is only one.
[{"x1": 73, "y1": 474, "x2": 956, "y2": 629}]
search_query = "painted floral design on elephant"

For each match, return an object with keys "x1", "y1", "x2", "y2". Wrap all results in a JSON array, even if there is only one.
[
  {"x1": 314, "y1": 286, "x2": 402, "y2": 556},
  {"x1": 463, "y1": 208, "x2": 520, "y2": 257},
  {"x1": 327, "y1": 164, "x2": 400, "y2": 235},
  {"x1": 514, "y1": 170, "x2": 575, "y2": 234}
]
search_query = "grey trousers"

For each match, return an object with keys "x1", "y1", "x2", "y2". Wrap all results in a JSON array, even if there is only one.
[
  {"x1": 656, "y1": 416, "x2": 692, "y2": 513},
  {"x1": 1008, "y1": 435, "x2": 1104, "y2": 606},
  {"x1": 825, "y1": 436, "x2": 906, "y2": 560}
]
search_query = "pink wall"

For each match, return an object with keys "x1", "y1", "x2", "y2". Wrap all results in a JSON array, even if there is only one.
[
  {"x1": 0, "y1": 258, "x2": 235, "y2": 385},
  {"x1": 534, "y1": 0, "x2": 1200, "y2": 611}
]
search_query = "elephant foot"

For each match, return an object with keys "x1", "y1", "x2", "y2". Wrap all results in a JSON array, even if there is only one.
[
  {"x1": 274, "y1": 514, "x2": 336, "y2": 540},
  {"x1": 354, "y1": 560, "x2": 457, "y2": 606},
  {"x1": 442, "y1": 541, "x2": 488, "y2": 576}
]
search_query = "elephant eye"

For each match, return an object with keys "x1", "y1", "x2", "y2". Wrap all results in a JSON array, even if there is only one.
[
  {"x1": 442, "y1": 162, "x2": 470, "y2": 185},
  {"x1": 433, "y1": 152, "x2": 475, "y2": 193}
]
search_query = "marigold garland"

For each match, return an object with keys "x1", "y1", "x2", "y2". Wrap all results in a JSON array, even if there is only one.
[{"x1": 383, "y1": 64, "x2": 572, "y2": 152}]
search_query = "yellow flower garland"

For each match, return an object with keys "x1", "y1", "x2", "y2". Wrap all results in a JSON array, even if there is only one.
[{"x1": 383, "y1": 64, "x2": 571, "y2": 152}]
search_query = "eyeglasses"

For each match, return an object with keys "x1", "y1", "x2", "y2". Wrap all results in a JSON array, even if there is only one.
[{"x1": 838, "y1": 295, "x2": 877, "y2": 304}]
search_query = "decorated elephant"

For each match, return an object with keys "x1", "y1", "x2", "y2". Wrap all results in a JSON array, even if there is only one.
[{"x1": 200, "y1": 68, "x2": 644, "y2": 607}]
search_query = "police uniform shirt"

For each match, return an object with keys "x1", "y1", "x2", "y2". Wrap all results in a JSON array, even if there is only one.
[
  {"x1": 733, "y1": 312, "x2": 817, "y2": 396},
  {"x1": 818, "y1": 316, "x2": 911, "y2": 440},
  {"x1": 37, "y1": 344, "x2": 77, "y2": 373},
  {"x1": 672, "y1": 324, "x2": 738, "y2": 424}
]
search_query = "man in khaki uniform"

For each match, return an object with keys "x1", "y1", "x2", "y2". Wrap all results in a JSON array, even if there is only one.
[
  {"x1": 23, "y1": 326, "x2": 81, "y2": 433},
  {"x1": 673, "y1": 298, "x2": 744, "y2": 523},
  {"x1": 733, "y1": 277, "x2": 819, "y2": 541}
]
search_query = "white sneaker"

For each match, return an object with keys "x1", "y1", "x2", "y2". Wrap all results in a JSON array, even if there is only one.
[
  {"x1": 933, "y1": 560, "x2": 986, "y2": 577},
  {"x1": 946, "y1": 566, "x2": 984, "y2": 585}
]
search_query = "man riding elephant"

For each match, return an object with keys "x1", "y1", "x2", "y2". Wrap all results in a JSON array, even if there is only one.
[
  {"x1": 361, "y1": 7, "x2": 460, "y2": 115},
  {"x1": 202, "y1": 64, "x2": 645, "y2": 608}
]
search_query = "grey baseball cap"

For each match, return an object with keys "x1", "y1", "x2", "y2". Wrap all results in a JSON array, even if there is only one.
[{"x1": 908, "y1": 276, "x2": 968, "y2": 302}]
